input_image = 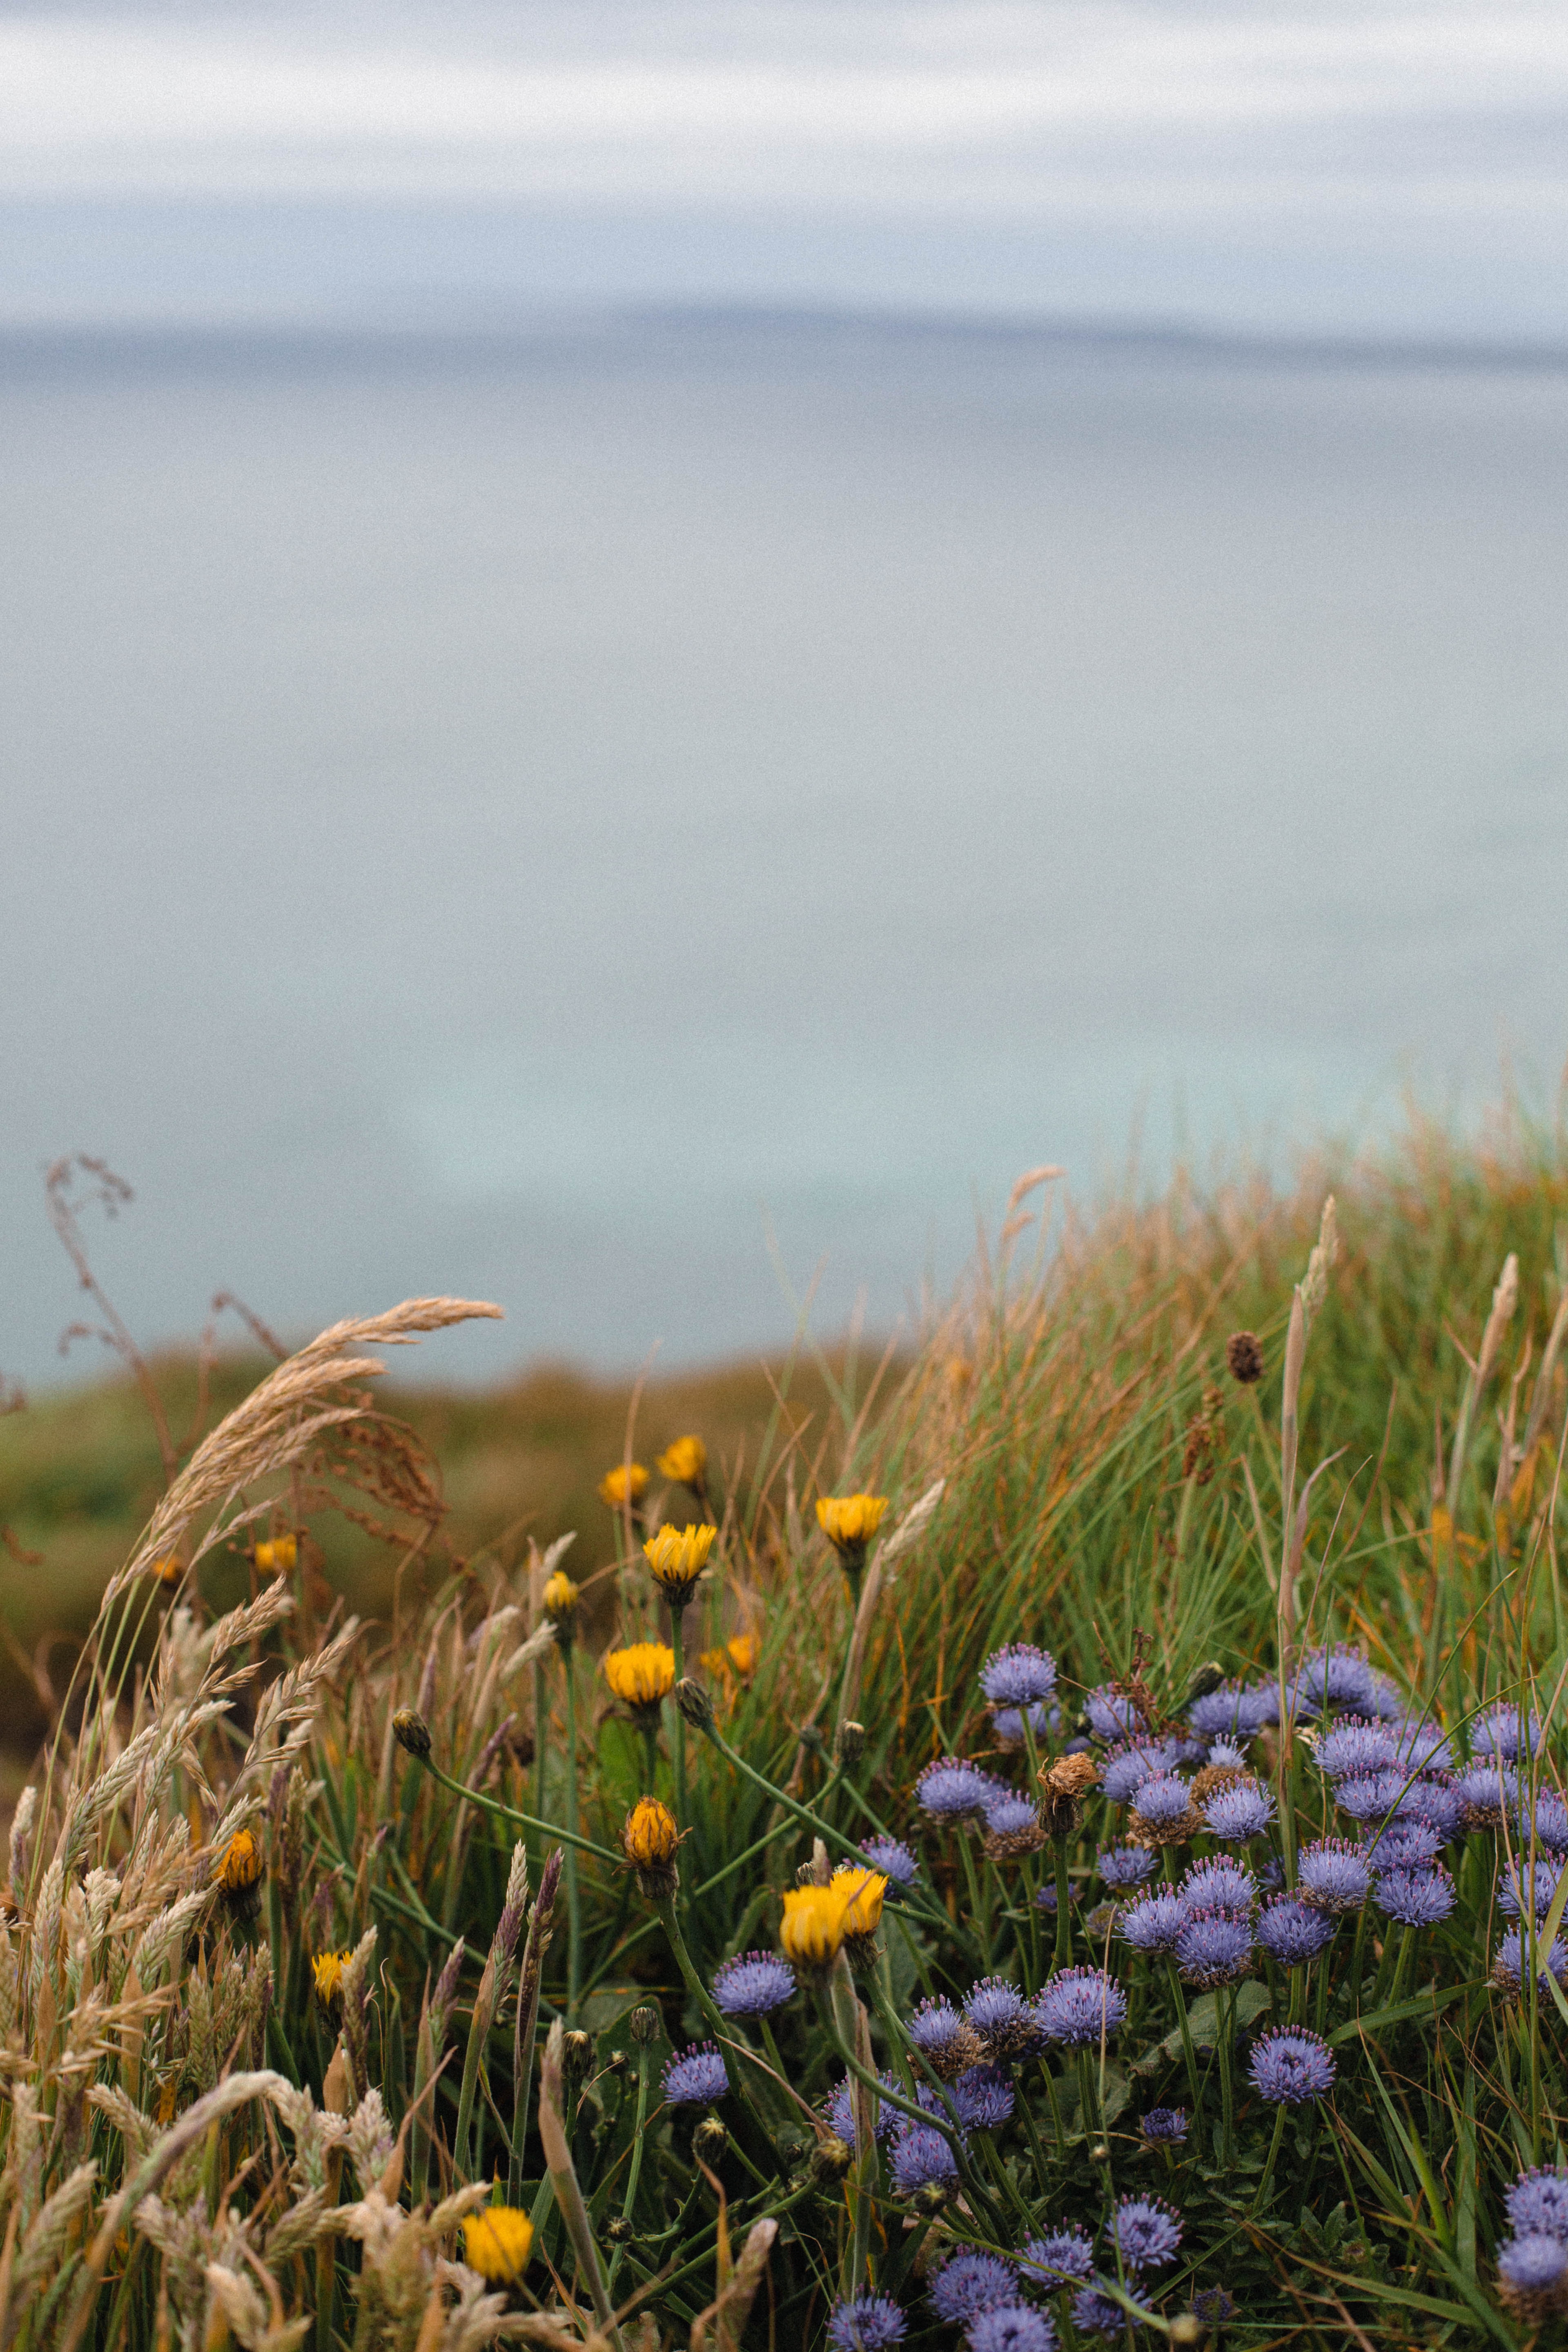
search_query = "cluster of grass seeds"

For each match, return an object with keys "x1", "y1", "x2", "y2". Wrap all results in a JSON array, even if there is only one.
[{"x1": 13, "y1": 1105, "x2": 1568, "y2": 2347}]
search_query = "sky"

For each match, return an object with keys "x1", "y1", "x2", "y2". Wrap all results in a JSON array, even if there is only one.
[{"x1": 3, "y1": 0, "x2": 1567, "y2": 338}]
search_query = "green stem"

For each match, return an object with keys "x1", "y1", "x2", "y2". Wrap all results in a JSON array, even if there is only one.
[
  {"x1": 605, "y1": 2043, "x2": 656, "y2": 2301},
  {"x1": 669, "y1": 1606, "x2": 688, "y2": 1840},
  {"x1": 1216, "y1": 1984, "x2": 1236, "y2": 2166},
  {"x1": 1251, "y1": 2102, "x2": 1289, "y2": 2219},
  {"x1": 655, "y1": 1896, "x2": 784, "y2": 2178},
  {"x1": 563, "y1": 1654, "x2": 582, "y2": 2022},
  {"x1": 419, "y1": 1756, "x2": 621, "y2": 1866},
  {"x1": 1164, "y1": 1959, "x2": 1203, "y2": 2114},
  {"x1": 1052, "y1": 1840, "x2": 1073, "y2": 1974}
]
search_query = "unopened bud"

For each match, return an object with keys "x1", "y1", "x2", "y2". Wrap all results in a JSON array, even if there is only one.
[
  {"x1": 604, "y1": 2047, "x2": 628, "y2": 2075},
  {"x1": 1169, "y1": 2321, "x2": 1205, "y2": 2349},
  {"x1": 392, "y1": 1709, "x2": 431, "y2": 1760},
  {"x1": 629, "y1": 2006, "x2": 661, "y2": 2046},
  {"x1": 808, "y1": 2134, "x2": 852, "y2": 2185},
  {"x1": 913, "y1": 2180, "x2": 951, "y2": 2216},
  {"x1": 692, "y1": 2116, "x2": 728, "y2": 2166},
  {"x1": 604, "y1": 2217, "x2": 634, "y2": 2245},
  {"x1": 563, "y1": 2029, "x2": 593, "y2": 2080},
  {"x1": 673, "y1": 1676, "x2": 715, "y2": 1731},
  {"x1": 1090, "y1": 2142, "x2": 1110, "y2": 2165},
  {"x1": 835, "y1": 1720, "x2": 866, "y2": 1767}
]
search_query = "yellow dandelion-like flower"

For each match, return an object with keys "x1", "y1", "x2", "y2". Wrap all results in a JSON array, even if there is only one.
[
  {"x1": 254, "y1": 1532, "x2": 298, "y2": 1575},
  {"x1": 462, "y1": 2207, "x2": 535, "y2": 2286},
  {"x1": 726, "y1": 1632, "x2": 760, "y2": 1678},
  {"x1": 312, "y1": 1949, "x2": 352, "y2": 2006},
  {"x1": 149, "y1": 1553, "x2": 183, "y2": 1586},
  {"x1": 218, "y1": 1829, "x2": 263, "y2": 1893},
  {"x1": 642, "y1": 1523, "x2": 716, "y2": 1608},
  {"x1": 831, "y1": 1866, "x2": 889, "y2": 1942},
  {"x1": 602, "y1": 1642, "x2": 676, "y2": 1713},
  {"x1": 542, "y1": 1569, "x2": 579, "y2": 1617},
  {"x1": 778, "y1": 1882, "x2": 854, "y2": 1972},
  {"x1": 656, "y1": 1435, "x2": 708, "y2": 1488},
  {"x1": 599, "y1": 1463, "x2": 650, "y2": 1510},
  {"x1": 815, "y1": 1495, "x2": 889, "y2": 1554}
]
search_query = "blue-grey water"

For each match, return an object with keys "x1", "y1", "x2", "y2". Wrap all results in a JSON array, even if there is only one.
[{"x1": 2, "y1": 314, "x2": 1566, "y2": 1386}]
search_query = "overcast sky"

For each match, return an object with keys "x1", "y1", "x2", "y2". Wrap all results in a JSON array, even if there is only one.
[{"x1": 4, "y1": 1, "x2": 1567, "y2": 335}]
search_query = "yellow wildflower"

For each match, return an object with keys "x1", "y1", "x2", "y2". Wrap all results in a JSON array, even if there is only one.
[
  {"x1": 831, "y1": 1866, "x2": 889, "y2": 1943},
  {"x1": 462, "y1": 2206, "x2": 534, "y2": 2285},
  {"x1": 642, "y1": 1523, "x2": 716, "y2": 1608},
  {"x1": 149, "y1": 1553, "x2": 183, "y2": 1586},
  {"x1": 218, "y1": 1829, "x2": 263, "y2": 1893},
  {"x1": 700, "y1": 1631, "x2": 761, "y2": 1688},
  {"x1": 254, "y1": 1532, "x2": 298, "y2": 1575},
  {"x1": 542, "y1": 1569, "x2": 579, "y2": 1617},
  {"x1": 312, "y1": 1949, "x2": 352, "y2": 2006},
  {"x1": 155, "y1": 2077, "x2": 178, "y2": 2126},
  {"x1": 602, "y1": 1642, "x2": 676, "y2": 1713},
  {"x1": 599, "y1": 1463, "x2": 650, "y2": 1510},
  {"x1": 623, "y1": 1796, "x2": 680, "y2": 1872},
  {"x1": 656, "y1": 1435, "x2": 708, "y2": 1489},
  {"x1": 778, "y1": 1882, "x2": 853, "y2": 1972},
  {"x1": 815, "y1": 1495, "x2": 889, "y2": 1555}
]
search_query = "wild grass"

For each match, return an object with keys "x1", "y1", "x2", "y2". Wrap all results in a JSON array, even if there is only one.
[{"x1": 8, "y1": 1102, "x2": 1568, "y2": 2348}]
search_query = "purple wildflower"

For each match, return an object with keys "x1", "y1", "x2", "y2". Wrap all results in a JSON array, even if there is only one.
[
  {"x1": 984, "y1": 1794, "x2": 1046, "y2": 1840},
  {"x1": 1018, "y1": 2225, "x2": 1095, "y2": 2287},
  {"x1": 1256, "y1": 1895, "x2": 1336, "y2": 1967},
  {"x1": 1102, "y1": 1742, "x2": 1181, "y2": 1805},
  {"x1": 1362, "y1": 1820, "x2": 1443, "y2": 1873},
  {"x1": 1175, "y1": 1911, "x2": 1253, "y2": 1988},
  {"x1": 662, "y1": 2045, "x2": 729, "y2": 2106},
  {"x1": 968, "y1": 2312, "x2": 1057, "y2": 2352},
  {"x1": 1498, "y1": 2235, "x2": 1568, "y2": 2294},
  {"x1": 1375, "y1": 1864, "x2": 1457, "y2": 1926},
  {"x1": 1333, "y1": 1769, "x2": 1408, "y2": 1823},
  {"x1": 1456, "y1": 1765, "x2": 1512, "y2": 1826},
  {"x1": 1525, "y1": 1792, "x2": 1568, "y2": 1853},
  {"x1": 889, "y1": 2122, "x2": 960, "y2": 2197},
  {"x1": 1084, "y1": 1686, "x2": 1147, "y2": 1742},
  {"x1": 1298, "y1": 1838, "x2": 1372, "y2": 1913},
  {"x1": 1393, "y1": 1717, "x2": 1453, "y2": 1774},
  {"x1": 1098, "y1": 1842, "x2": 1158, "y2": 1891},
  {"x1": 1191, "y1": 2289, "x2": 1238, "y2": 2324},
  {"x1": 1118, "y1": 1891, "x2": 1187, "y2": 1954},
  {"x1": 1396, "y1": 1776, "x2": 1465, "y2": 1841},
  {"x1": 906, "y1": 1997, "x2": 977, "y2": 2074},
  {"x1": 1139, "y1": 2106, "x2": 1189, "y2": 2143},
  {"x1": 992, "y1": 1705, "x2": 1052, "y2": 1748},
  {"x1": 1071, "y1": 2290, "x2": 1140, "y2": 2339},
  {"x1": 1473, "y1": 1704, "x2": 1542, "y2": 1763},
  {"x1": 1180, "y1": 1857, "x2": 1258, "y2": 1916},
  {"x1": 711, "y1": 1952, "x2": 796, "y2": 2016},
  {"x1": 1187, "y1": 1681, "x2": 1277, "y2": 1740},
  {"x1": 965, "y1": 1977, "x2": 1048, "y2": 2062},
  {"x1": 827, "y1": 2294, "x2": 908, "y2": 2350},
  {"x1": 1290, "y1": 1645, "x2": 1377, "y2": 1718},
  {"x1": 860, "y1": 1835, "x2": 920, "y2": 1886},
  {"x1": 1315, "y1": 1718, "x2": 1399, "y2": 1780},
  {"x1": 1500, "y1": 1857, "x2": 1565, "y2": 1922},
  {"x1": 1492, "y1": 1932, "x2": 1568, "y2": 1992},
  {"x1": 1247, "y1": 2027, "x2": 1336, "y2": 2105},
  {"x1": 917, "y1": 1760, "x2": 1005, "y2": 1820},
  {"x1": 1108, "y1": 2195, "x2": 1183, "y2": 2271},
  {"x1": 1203, "y1": 1782, "x2": 1277, "y2": 1842},
  {"x1": 1507, "y1": 2167, "x2": 1568, "y2": 2241},
  {"x1": 1131, "y1": 1777, "x2": 1194, "y2": 1833},
  {"x1": 950, "y1": 2065, "x2": 1016, "y2": 2132},
  {"x1": 927, "y1": 2253, "x2": 1018, "y2": 2325},
  {"x1": 823, "y1": 2071, "x2": 900, "y2": 2147},
  {"x1": 980, "y1": 1644, "x2": 1059, "y2": 1707},
  {"x1": 1036, "y1": 1965, "x2": 1128, "y2": 2047}
]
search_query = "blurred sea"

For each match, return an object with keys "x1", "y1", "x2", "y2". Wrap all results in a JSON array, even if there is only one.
[{"x1": 2, "y1": 312, "x2": 1566, "y2": 1383}]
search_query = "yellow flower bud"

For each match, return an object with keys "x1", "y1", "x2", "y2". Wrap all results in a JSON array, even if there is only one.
[
  {"x1": 623, "y1": 1796, "x2": 680, "y2": 1871},
  {"x1": 218, "y1": 1829, "x2": 263, "y2": 1893},
  {"x1": 462, "y1": 2207, "x2": 534, "y2": 2285},
  {"x1": 815, "y1": 1495, "x2": 889, "y2": 1554},
  {"x1": 599, "y1": 1463, "x2": 650, "y2": 1510},
  {"x1": 641, "y1": 1523, "x2": 716, "y2": 1606},
  {"x1": 656, "y1": 1435, "x2": 708, "y2": 1488}
]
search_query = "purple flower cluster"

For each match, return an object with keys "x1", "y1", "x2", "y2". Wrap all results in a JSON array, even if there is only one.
[
  {"x1": 1256, "y1": 1894, "x2": 1336, "y2": 1967},
  {"x1": 1035, "y1": 1966, "x2": 1127, "y2": 2047},
  {"x1": 970, "y1": 2313, "x2": 1056, "y2": 2352},
  {"x1": 1139, "y1": 2107, "x2": 1189, "y2": 2144},
  {"x1": 827, "y1": 2294, "x2": 908, "y2": 2350},
  {"x1": 964, "y1": 1976, "x2": 1049, "y2": 2062},
  {"x1": 1186, "y1": 1679, "x2": 1277, "y2": 1741},
  {"x1": 916, "y1": 1759, "x2": 1009, "y2": 1820},
  {"x1": 1129, "y1": 1776, "x2": 1194, "y2": 1833},
  {"x1": 1202, "y1": 1780, "x2": 1276, "y2": 1843},
  {"x1": 1083, "y1": 1686, "x2": 1147, "y2": 1743},
  {"x1": 1246, "y1": 2027, "x2": 1336, "y2": 2105},
  {"x1": 1098, "y1": 1842, "x2": 1157, "y2": 1891},
  {"x1": 888, "y1": 2122, "x2": 960, "y2": 2198},
  {"x1": 1374, "y1": 1862, "x2": 1456, "y2": 1927},
  {"x1": 661, "y1": 2044, "x2": 730, "y2": 2106},
  {"x1": 1107, "y1": 2196, "x2": 1183, "y2": 2271},
  {"x1": 822, "y1": 2072, "x2": 900, "y2": 2148},
  {"x1": 980, "y1": 1643, "x2": 1059, "y2": 1708},
  {"x1": 1101, "y1": 1741, "x2": 1181, "y2": 1804},
  {"x1": 1492, "y1": 1931, "x2": 1568, "y2": 1992},
  {"x1": 1175, "y1": 1911, "x2": 1254, "y2": 1989},
  {"x1": 710, "y1": 1951, "x2": 796, "y2": 2017},
  {"x1": 927, "y1": 2252, "x2": 1018, "y2": 2325},
  {"x1": 860, "y1": 1835, "x2": 920, "y2": 1887},
  {"x1": 1497, "y1": 2168, "x2": 1568, "y2": 2318},
  {"x1": 1018, "y1": 2225, "x2": 1095, "y2": 2287},
  {"x1": 1472, "y1": 1703, "x2": 1542, "y2": 1762},
  {"x1": 1297, "y1": 1838, "x2": 1373, "y2": 1914},
  {"x1": 1499, "y1": 1855, "x2": 1565, "y2": 1924}
]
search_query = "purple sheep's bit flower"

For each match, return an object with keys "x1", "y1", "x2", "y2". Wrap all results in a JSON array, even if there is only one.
[
  {"x1": 823, "y1": 2071, "x2": 900, "y2": 2147},
  {"x1": 1290, "y1": 1644, "x2": 1377, "y2": 1718},
  {"x1": 1118, "y1": 1891, "x2": 1187, "y2": 1954},
  {"x1": 889, "y1": 2121, "x2": 961, "y2": 2197},
  {"x1": 1456, "y1": 1764, "x2": 1512, "y2": 1826},
  {"x1": 1084, "y1": 1685, "x2": 1148, "y2": 1742},
  {"x1": 1363, "y1": 1675, "x2": 1406, "y2": 1723},
  {"x1": 1472, "y1": 1703, "x2": 1543, "y2": 1762},
  {"x1": 711, "y1": 1951, "x2": 797, "y2": 2016},
  {"x1": 1190, "y1": 2289, "x2": 1238, "y2": 2325},
  {"x1": 827, "y1": 2293, "x2": 909, "y2": 2350},
  {"x1": 1396, "y1": 1775, "x2": 1465, "y2": 1841},
  {"x1": 1101, "y1": 1741, "x2": 1181, "y2": 1804},
  {"x1": 1497, "y1": 2234, "x2": 1568, "y2": 2322},
  {"x1": 1362, "y1": 1820, "x2": 1443, "y2": 1873},
  {"x1": 1298, "y1": 1838, "x2": 1373, "y2": 1913},
  {"x1": 1138, "y1": 2106, "x2": 1189, "y2": 2144},
  {"x1": 983, "y1": 1794, "x2": 1049, "y2": 1858},
  {"x1": 949, "y1": 2064, "x2": 1016, "y2": 2132},
  {"x1": 992, "y1": 1704, "x2": 1052, "y2": 1749},
  {"x1": 1507, "y1": 2166, "x2": 1568, "y2": 2242},
  {"x1": 1315, "y1": 1717, "x2": 1400, "y2": 1780},
  {"x1": 916, "y1": 1760, "x2": 1002, "y2": 1820},
  {"x1": 1131, "y1": 1777, "x2": 1196, "y2": 1841},
  {"x1": 1180, "y1": 1856, "x2": 1258, "y2": 1917},
  {"x1": 927, "y1": 2252, "x2": 1018, "y2": 2325},
  {"x1": 1099, "y1": 1841, "x2": 1158, "y2": 1891},
  {"x1": 1205, "y1": 1738, "x2": 1249, "y2": 1771},
  {"x1": 1256, "y1": 1894, "x2": 1336, "y2": 1967},
  {"x1": 906, "y1": 1996, "x2": 984, "y2": 2079},
  {"x1": 980, "y1": 1643, "x2": 1059, "y2": 1707},
  {"x1": 1036, "y1": 1964, "x2": 1128, "y2": 2047},
  {"x1": 1393, "y1": 1717, "x2": 1453, "y2": 1774},
  {"x1": 1187, "y1": 1679, "x2": 1278, "y2": 1740},
  {"x1": 1203, "y1": 1780, "x2": 1277, "y2": 1843},
  {"x1": 1247, "y1": 2027, "x2": 1336, "y2": 2105},
  {"x1": 1499, "y1": 1856, "x2": 1565, "y2": 1922},
  {"x1": 1492, "y1": 1931, "x2": 1568, "y2": 1993},
  {"x1": 968, "y1": 2310, "x2": 1058, "y2": 2352},
  {"x1": 1526, "y1": 1791, "x2": 1568, "y2": 1852},
  {"x1": 1333, "y1": 1769, "x2": 1408, "y2": 1824},
  {"x1": 1375, "y1": 1864, "x2": 1457, "y2": 1927},
  {"x1": 1018, "y1": 2225, "x2": 1095, "y2": 2287},
  {"x1": 1071, "y1": 2289, "x2": 1142, "y2": 2339},
  {"x1": 1258, "y1": 1853, "x2": 1286, "y2": 1892},
  {"x1": 860, "y1": 1834, "x2": 920, "y2": 1887},
  {"x1": 1175, "y1": 1911, "x2": 1254, "y2": 1989},
  {"x1": 661, "y1": 2044, "x2": 729, "y2": 2106},
  {"x1": 964, "y1": 1976, "x2": 1048, "y2": 2062},
  {"x1": 1108, "y1": 2194, "x2": 1183, "y2": 2272}
]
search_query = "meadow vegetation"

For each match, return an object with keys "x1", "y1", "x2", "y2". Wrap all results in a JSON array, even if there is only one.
[{"x1": 7, "y1": 1106, "x2": 1568, "y2": 2348}]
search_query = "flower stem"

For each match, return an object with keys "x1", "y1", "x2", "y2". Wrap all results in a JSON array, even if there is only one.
[
  {"x1": 1216, "y1": 1985, "x2": 1236, "y2": 2167},
  {"x1": 1251, "y1": 2101, "x2": 1289, "y2": 2218},
  {"x1": 669, "y1": 1605, "x2": 688, "y2": 1840},
  {"x1": 1164, "y1": 1959, "x2": 1203, "y2": 2114},
  {"x1": 561, "y1": 1652, "x2": 583, "y2": 2022}
]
